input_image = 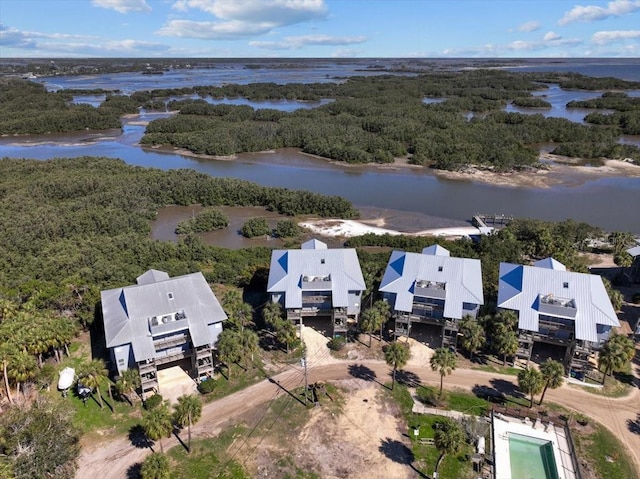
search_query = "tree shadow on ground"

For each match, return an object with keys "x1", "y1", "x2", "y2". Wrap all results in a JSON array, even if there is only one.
[
  {"x1": 126, "y1": 463, "x2": 142, "y2": 479},
  {"x1": 470, "y1": 354, "x2": 489, "y2": 365},
  {"x1": 489, "y1": 378, "x2": 523, "y2": 399},
  {"x1": 613, "y1": 370, "x2": 636, "y2": 387},
  {"x1": 129, "y1": 424, "x2": 154, "y2": 450},
  {"x1": 471, "y1": 384, "x2": 506, "y2": 404},
  {"x1": 628, "y1": 413, "x2": 640, "y2": 435},
  {"x1": 378, "y1": 438, "x2": 428, "y2": 478},
  {"x1": 395, "y1": 370, "x2": 422, "y2": 388},
  {"x1": 348, "y1": 364, "x2": 379, "y2": 384}
]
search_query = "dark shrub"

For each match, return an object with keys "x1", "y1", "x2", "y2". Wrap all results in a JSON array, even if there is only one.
[{"x1": 144, "y1": 394, "x2": 163, "y2": 410}]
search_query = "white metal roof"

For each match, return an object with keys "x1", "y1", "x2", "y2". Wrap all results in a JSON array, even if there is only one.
[
  {"x1": 378, "y1": 247, "x2": 484, "y2": 318},
  {"x1": 497, "y1": 258, "x2": 619, "y2": 342},
  {"x1": 101, "y1": 271, "x2": 227, "y2": 362},
  {"x1": 627, "y1": 241, "x2": 640, "y2": 257},
  {"x1": 266, "y1": 239, "x2": 366, "y2": 309}
]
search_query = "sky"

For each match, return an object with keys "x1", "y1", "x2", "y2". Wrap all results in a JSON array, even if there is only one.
[{"x1": 0, "y1": 0, "x2": 639, "y2": 58}]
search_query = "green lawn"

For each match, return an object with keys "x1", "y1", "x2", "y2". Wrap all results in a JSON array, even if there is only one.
[
  {"x1": 166, "y1": 428, "x2": 250, "y2": 479},
  {"x1": 390, "y1": 385, "x2": 476, "y2": 479},
  {"x1": 572, "y1": 423, "x2": 639, "y2": 479}
]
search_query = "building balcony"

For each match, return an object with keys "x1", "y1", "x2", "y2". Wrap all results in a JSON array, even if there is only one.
[
  {"x1": 414, "y1": 280, "x2": 447, "y2": 300},
  {"x1": 538, "y1": 294, "x2": 577, "y2": 319}
]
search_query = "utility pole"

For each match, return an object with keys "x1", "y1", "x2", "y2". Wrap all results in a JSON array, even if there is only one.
[{"x1": 301, "y1": 348, "x2": 308, "y2": 406}]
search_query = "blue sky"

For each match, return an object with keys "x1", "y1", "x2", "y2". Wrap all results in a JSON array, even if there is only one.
[{"x1": 1, "y1": 0, "x2": 639, "y2": 58}]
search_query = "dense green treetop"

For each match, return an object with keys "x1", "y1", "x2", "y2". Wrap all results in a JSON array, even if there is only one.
[{"x1": 0, "y1": 156, "x2": 356, "y2": 314}]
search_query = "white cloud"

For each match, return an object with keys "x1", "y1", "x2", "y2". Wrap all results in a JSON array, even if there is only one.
[
  {"x1": 161, "y1": 0, "x2": 328, "y2": 39},
  {"x1": 158, "y1": 20, "x2": 274, "y2": 38},
  {"x1": 250, "y1": 34, "x2": 366, "y2": 50},
  {"x1": 174, "y1": 0, "x2": 327, "y2": 22},
  {"x1": 592, "y1": 30, "x2": 640, "y2": 44},
  {"x1": 558, "y1": 0, "x2": 640, "y2": 25},
  {"x1": 0, "y1": 24, "x2": 171, "y2": 57},
  {"x1": 518, "y1": 21, "x2": 541, "y2": 32},
  {"x1": 91, "y1": 0, "x2": 151, "y2": 14},
  {"x1": 543, "y1": 31, "x2": 561, "y2": 41}
]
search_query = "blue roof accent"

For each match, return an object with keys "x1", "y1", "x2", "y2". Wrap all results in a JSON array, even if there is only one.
[
  {"x1": 502, "y1": 264, "x2": 523, "y2": 292},
  {"x1": 390, "y1": 254, "x2": 405, "y2": 276},
  {"x1": 119, "y1": 290, "x2": 128, "y2": 317},
  {"x1": 408, "y1": 282, "x2": 415, "y2": 294},
  {"x1": 278, "y1": 251, "x2": 288, "y2": 273}
]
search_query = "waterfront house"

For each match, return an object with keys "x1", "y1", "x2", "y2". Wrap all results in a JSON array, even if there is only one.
[
  {"x1": 266, "y1": 239, "x2": 366, "y2": 337},
  {"x1": 101, "y1": 269, "x2": 227, "y2": 398},
  {"x1": 497, "y1": 258, "x2": 619, "y2": 377},
  {"x1": 625, "y1": 240, "x2": 640, "y2": 284},
  {"x1": 378, "y1": 245, "x2": 484, "y2": 349}
]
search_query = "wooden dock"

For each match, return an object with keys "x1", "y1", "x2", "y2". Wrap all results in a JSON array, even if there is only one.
[{"x1": 472, "y1": 214, "x2": 513, "y2": 229}]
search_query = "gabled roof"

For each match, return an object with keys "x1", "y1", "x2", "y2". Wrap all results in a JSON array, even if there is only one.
[
  {"x1": 378, "y1": 247, "x2": 484, "y2": 319},
  {"x1": 497, "y1": 258, "x2": 619, "y2": 342},
  {"x1": 422, "y1": 244, "x2": 450, "y2": 257},
  {"x1": 533, "y1": 257, "x2": 566, "y2": 271},
  {"x1": 101, "y1": 271, "x2": 227, "y2": 362},
  {"x1": 266, "y1": 239, "x2": 366, "y2": 309}
]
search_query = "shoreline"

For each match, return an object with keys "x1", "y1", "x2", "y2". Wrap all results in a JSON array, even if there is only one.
[
  {"x1": 298, "y1": 218, "x2": 482, "y2": 240},
  {"x1": 145, "y1": 144, "x2": 640, "y2": 190}
]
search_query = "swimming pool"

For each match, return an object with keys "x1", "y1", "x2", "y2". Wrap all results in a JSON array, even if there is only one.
[{"x1": 509, "y1": 433, "x2": 559, "y2": 479}]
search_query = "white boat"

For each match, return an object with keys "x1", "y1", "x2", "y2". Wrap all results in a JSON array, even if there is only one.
[{"x1": 57, "y1": 367, "x2": 75, "y2": 390}]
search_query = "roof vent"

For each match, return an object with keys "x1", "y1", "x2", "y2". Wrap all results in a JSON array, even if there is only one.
[
  {"x1": 321, "y1": 258, "x2": 325, "y2": 264},
  {"x1": 168, "y1": 292, "x2": 174, "y2": 300},
  {"x1": 438, "y1": 266, "x2": 443, "y2": 272},
  {"x1": 563, "y1": 282, "x2": 569, "y2": 288}
]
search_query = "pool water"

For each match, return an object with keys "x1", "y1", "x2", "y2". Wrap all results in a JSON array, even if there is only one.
[{"x1": 509, "y1": 433, "x2": 559, "y2": 479}]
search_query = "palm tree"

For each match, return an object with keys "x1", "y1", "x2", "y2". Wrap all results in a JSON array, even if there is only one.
[
  {"x1": 458, "y1": 316, "x2": 485, "y2": 361},
  {"x1": 538, "y1": 359, "x2": 565, "y2": 405},
  {"x1": 430, "y1": 347, "x2": 457, "y2": 397},
  {"x1": 599, "y1": 334, "x2": 635, "y2": 384},
  {"x1": 359, "y1": 307, "x2": 382, "y2": 347},
  {"x1": 274, "y1": 318, "x2": 298, "y2": 353},
  {"x1": 173, "y1": 394, "x2": 203, "y2": 453},
  {"x1": 384, "y1": 341, "x2": 410, "y2": 390},
  {"x1": 0, "y1": 343, "x2": 18, "y2": 404},
  {"x1": 115, "y1": 368, "x2": 141, "y2": 406},
  {"x1": 262, "y1": 301, "x2": 283, "y2": 328},
  {"x1": 602, "y1": 278, "x2": 623, "y2": 312},
  {"x1": 494, "y1": 326, "x2": 519, "y2": 367},
  {"x1": 373, "y1": 300, "x2": 391, "y2": 340},
  {"x1": 143, "y1": 404, "x2": 173, "y2": 453},
  {"x1": 7, "y1": 349, "x2": 37, "y2": 397},
  {"x1": 141, "y1": 452, "x2": 170, "y2": 479},
  {"x1": 238, "y1": 327, "x2": 260, "y2": 370},
  {"x1": 518, "y1": 368, "x2": 544, "y2": 408},
  {"x1": 78, "y1": 358, "x2": 109, "y2": 409},
  {"x1": 434, "y1": 418, "x2": 466, "y2": 475},
  {"x1": 217, "y1": 329, "x2": 242, "y2": 378}
]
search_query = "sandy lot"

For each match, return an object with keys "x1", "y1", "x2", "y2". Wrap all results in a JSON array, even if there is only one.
[{"x1": 252, "y1": 379, "x2": 413, "y2": 479}]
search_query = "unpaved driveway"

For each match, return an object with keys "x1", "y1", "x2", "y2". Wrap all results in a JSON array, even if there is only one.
[{"x1": 77, "y1": 340, "x2": 640, "y2": 479}]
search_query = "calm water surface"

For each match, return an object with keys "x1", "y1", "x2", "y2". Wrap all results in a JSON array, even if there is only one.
[{"x1": 3, "y1": 59, "x2": 639, "y2": 235}]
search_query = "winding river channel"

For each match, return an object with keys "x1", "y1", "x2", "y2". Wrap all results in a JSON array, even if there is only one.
[{"x1": 1, "y1": 59, "x2": 639, "y2": 234}]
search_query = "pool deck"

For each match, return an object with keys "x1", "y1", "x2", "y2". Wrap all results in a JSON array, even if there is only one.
[{"x1": 492, "y1": 413, "x2": 579, "y2": 479}]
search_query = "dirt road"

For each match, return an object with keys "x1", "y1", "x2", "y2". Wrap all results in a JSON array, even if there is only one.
[{"x1": 77, "y1": 351, "x2": 640, "y2": 479}]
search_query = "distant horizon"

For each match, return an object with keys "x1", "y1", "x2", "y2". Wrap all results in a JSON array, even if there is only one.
[
  {"x1": 1, "y1": 1, "x2": 638, "y2": 58},
  {"x1": 2, "y1": 56, "x2": 639, "y2": 62}
]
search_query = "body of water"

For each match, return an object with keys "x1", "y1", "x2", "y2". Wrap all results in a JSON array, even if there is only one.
[{"x1": 3, "y1": 58, "x2": 640, "y2": 235}]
